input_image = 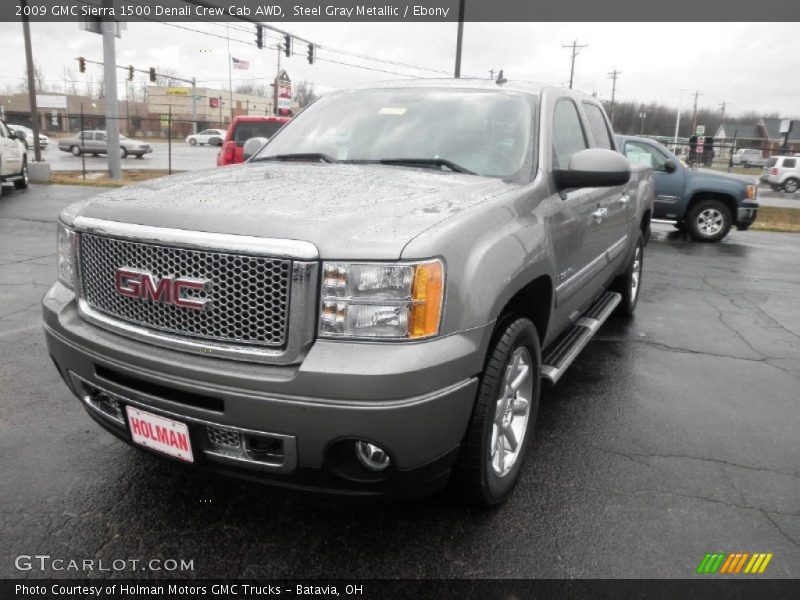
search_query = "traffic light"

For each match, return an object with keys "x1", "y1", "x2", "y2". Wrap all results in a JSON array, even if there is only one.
[
  {"x1": 256, "y1": 25, "x2": 263, "y2": 49},
  {"x1": 78, "y1": 57, "x2": 86, "y2": 73},
  {"x1": 128, "y1": 65, "x2": 134, "y2": 81},
  {"x1": 307, "y1": 43, "x2": 315, "y2": 65},
  {"x1": 149, "y1": 67, "x2": 156, "y2": 83},
  {"x1": 284, "y1": 34, "x2": 291, "y2": 58}
]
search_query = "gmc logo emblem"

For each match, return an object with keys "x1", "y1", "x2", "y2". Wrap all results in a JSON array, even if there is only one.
[{"x1": 114, "y1": 268, "x2": 210, "y2": 311}]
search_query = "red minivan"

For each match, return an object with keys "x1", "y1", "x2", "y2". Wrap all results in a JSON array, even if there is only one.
[{"x1": 217, "y1": 115, "x2": 291, "y2": 166}]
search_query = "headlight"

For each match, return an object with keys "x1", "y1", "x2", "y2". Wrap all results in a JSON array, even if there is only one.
[
  {"x1": 319, "y1": 260, "x2": 444, "y2": 340},
  {"x1": 746, "y1": 184, "x2": 757, "y2": 200},
  {"x1": 57, "y1": 222, "x2": 76, "y2": 288}
]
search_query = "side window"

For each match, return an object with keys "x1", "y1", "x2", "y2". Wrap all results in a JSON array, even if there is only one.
[
  {"x1": 625, "y1": 141, "x2": 669, "y2": 172},
  {"x1": 95, "y1": 132, "x2": 107, "y2": 142},
  {"x1": 552, "y1": 100, "x2": 588, "y2": 169},
  {"x1": 0, "y1": 121, "x2": 8, "y2": 138},
  {"x1": 582, "y1": 103, "x2": 614, "y2": 150},
  {"x1": 783, "y1": 158, "x2": 796, "y2": 169},
  {"x1": 79, "y1": 132, "x2": 90, "y2": 140}
]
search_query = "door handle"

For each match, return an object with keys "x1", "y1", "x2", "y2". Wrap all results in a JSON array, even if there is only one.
[
  {"x1": 620, "y1": 194, "x2": 631, "y2": 204},
  {"x1": 592, "y1": 207, "x2": 608, "y2": 222}
]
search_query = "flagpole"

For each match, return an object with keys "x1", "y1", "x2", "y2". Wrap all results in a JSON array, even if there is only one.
[{"x1": 227, "y1": 25, "x2": 233, "y2": 121}]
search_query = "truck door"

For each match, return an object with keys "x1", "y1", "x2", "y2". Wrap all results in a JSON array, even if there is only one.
[
  {"x1": 550, "y1": 99, "x2": 611, "y2": 316},
  {"x1": 0, "y1": 120, "x2": 22, "y2": 176},
  {"x1": 623, "y1": 139, "x2": 686, "y2": 220}
]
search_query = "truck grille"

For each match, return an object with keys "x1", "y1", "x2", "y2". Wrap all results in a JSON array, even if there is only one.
[{"x1": 78, "y1": 233, "x2": 291, "y2": 347}]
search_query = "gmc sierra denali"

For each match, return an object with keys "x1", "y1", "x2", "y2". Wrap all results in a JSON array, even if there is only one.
[{"x1": 43, "y1": 80, "x2": 654, "y2": 506}]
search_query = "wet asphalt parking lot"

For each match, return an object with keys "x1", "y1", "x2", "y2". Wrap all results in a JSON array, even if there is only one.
[{"x1": 0, "y1": 184, "x2": 798, "y2": 579}]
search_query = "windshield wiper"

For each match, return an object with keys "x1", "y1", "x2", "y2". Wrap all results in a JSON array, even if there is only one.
[
  {"x1": 345, "y1": 158, "x2": 476, "y2": 175},
  {"x1": 253, "y1": 153, "x2": 338, "y2": 163}
]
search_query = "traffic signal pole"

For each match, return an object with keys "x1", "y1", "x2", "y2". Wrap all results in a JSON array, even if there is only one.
[{"x1": 101, "y1": 17, "x2": 122, "y2": 181}]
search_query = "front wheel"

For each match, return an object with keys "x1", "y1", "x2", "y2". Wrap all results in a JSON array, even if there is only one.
[
  {"x1": 452, "y1": 317, "x2": 541, "y2": 507},
  {"x1": 189, "y1": 138, "x2": 197, "y2": 146},
  {"x1": 783, "y1": 178, "x2": 799, "y2": 194},
  {"x1": 70, "y1": 145, "x2": 81, "y2": 156},
  {"x1": 612, "y1": 232, "x2": 644, "y2": 316},
  {"x1": 686, "y1": 199, "x2": 732, "y2": 242},
  {"x1": 14, "y1": 159, "x2": 28, "y2": 190},
  {"x1": 119, "y1": 147, "x2": 128, "y2": 159}
]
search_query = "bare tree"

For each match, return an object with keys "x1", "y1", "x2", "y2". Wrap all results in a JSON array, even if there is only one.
[
  {"x1": 234, "y1": 80, "x2": 269, "y2": 97},
  {"x1": 293, "y1": 80, "x2": 317, "y2": 109},
  {"x1": 155, "y1": 67, "x2": 185, "y2": 88},
  {"x1": 18, "y1": 62, "x2": 49, "y2": 93}
]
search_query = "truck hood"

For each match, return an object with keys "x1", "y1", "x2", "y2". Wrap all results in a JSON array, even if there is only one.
[
  {"x1": 67, "y1": 162, "x2": 518, "y2": 259},
  {"x1": 695, "y1": 168, "x2": 758, "y2": 186}
]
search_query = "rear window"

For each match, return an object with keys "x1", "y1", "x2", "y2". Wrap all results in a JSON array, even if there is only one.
[
  {"x1": 766, "y1": 157, "x2": 778, "y2": 167},
  {"x1": 782, "y1": 158, "x2": 796, "y2": 169},
  {"x1": 233, "y1": 121, "x2": 285, "y2": 146}
]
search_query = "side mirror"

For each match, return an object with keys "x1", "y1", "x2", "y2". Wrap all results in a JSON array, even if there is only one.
[
  {"x1": 9, "y1": 130, "x2": 20, "y2": 140},
  {"x1": 242, "y1": 137, "x2": 268, "y2": 161},
  {"x1": 555, "y1": 148, "x2": 631, "y2": 190},
  {"x1": 664, "y1": 159, "x2": 677, "y2": 173}
]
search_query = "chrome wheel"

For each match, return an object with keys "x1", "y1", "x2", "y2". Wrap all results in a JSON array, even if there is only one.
[
  {"x1": 630, "y1": 244, "x2": 642, "y2": 299},
  {"x1": 784, "y1": 179, "x2": 798, "y2": 193},
  {"x1": 696, "y1": 208, "x2": 725, "y2": 236},
  {"x1": 491, "y1": 347, "x2": 533, "y2": 477}
]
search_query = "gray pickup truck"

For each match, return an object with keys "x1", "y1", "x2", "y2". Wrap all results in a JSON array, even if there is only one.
[
  {"x1": 43, "y1": 80, "x2": 654, "y2": 506},
  {"x1": 616, "y1": 135, "x2": 758, "y2": 242}
]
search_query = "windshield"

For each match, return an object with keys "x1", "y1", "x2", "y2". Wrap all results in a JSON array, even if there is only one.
[
  {"x1": 256, "y1": 88, "x2": 535, "y2": 178},
  {"x1": 233, "y1": 121, "x2": 285, "y2": 146}
]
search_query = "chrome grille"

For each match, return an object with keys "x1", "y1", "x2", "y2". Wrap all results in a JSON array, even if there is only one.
[
  {"x1": 78, "y1": 233, "x2": 291, "y2": 347},
  {"x1": 207, "y1": 426, "x2": 242, "y2": 448}
]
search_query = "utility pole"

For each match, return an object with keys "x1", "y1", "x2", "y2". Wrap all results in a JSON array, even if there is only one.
[
  {"x1": 191, "y1": 77, "x2": 197, "y2": 134},
  {"x1": 454, "y1": 0, "x2": 465, "y2": 78},
  {"x1": 489, "y1": 69, "x2": 494, "y2": 80},
  {"x1": 101, "y1": 7, "x2": 121, "y2": 180},
  {"x1": 226, "y1": 25, "x2": 233, "y2": 121},
  {"x1": 562, "y1": 39, "x2": 588, "y2": 89},
  {"x1": 674, "y1": 88, "x2": 685, "y2": 146},
  {"x1": 690, "y1": 90, "x2": 702, "y2": 136},
  {"x1": 20, "y1": 0, "x2": 42, "y2": 163},
  {"x1": 607, "y1": 69, "x2": 620, "y2": 126},
  {"x1": 639, "y1": 105, "x2": 647, "y2": 135},
  {"x1": 718, "y1": 100, "x2": 728, "y2": 133}
]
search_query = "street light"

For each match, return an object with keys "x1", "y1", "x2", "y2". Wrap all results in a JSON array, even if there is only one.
[{"x1": 673, "y1": 88, "x2": 686, "y2": 146}]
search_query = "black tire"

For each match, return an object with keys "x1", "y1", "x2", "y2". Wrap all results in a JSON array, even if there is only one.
[
  {"x1": 189, "y1": 138, "x2": 197, "y2": 146},
  {"x1": 210, "y1": 137, "x2": 222, "y2": 147},
  {"x1": 452, "y1": 317, "x2": 541, "y2": 507},
  {"x1": 119, "y1": 147, "x2": 128, "y2": 159},
  {"x1": 611, "y1": 232, "x2": 644, "y2": 316},
  {"x1": 673, "y1": 222, "x2": 686, "y2": 232},
  {"x1": 14, "y1": 159, "x2": 28, "y2": 190},
  {"x1": 686, "y1": 199, "x2": 733, "y2": 242},
  {"x1": 783, "y1": 178, "x2": 799, "y2": 194},
  {"x1": 70, "y1": 145, "x2": 81, "y2": 157},
  {"x1": 134, "y1": 154, "x2": 144, "y2": 159}
]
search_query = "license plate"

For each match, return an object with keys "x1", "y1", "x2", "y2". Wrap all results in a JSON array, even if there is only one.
[{"x1": 126, "y1": 406, "x2": 194, "y2": 463}]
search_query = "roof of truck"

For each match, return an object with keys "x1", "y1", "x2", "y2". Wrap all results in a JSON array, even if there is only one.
[{"x1": 348, "y1": 78, "x2": 586, "y2": 98}]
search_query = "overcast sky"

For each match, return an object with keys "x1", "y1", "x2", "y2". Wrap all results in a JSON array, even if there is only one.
[{"x1": 1, "y1": 21, "x2": 797, "y2": 117}]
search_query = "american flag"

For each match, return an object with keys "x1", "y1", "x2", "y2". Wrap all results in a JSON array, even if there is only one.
[{"x1": 232, "y1": 57, "x2": 250, "y2": 70}]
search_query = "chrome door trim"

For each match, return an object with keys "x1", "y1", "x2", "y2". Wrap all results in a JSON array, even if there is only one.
[{"x1": 555, "y1": 234, "x2": 628, "y2": 305}]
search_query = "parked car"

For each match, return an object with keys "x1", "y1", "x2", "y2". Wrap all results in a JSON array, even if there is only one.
[
  {"x1": 761, "y1": 156, "x2": 799, "y2": 193},
  {"x1": 616, "y1": 135, "x2": 758, "y2": 242},
  {"x1": 58, "y1": 131, "x2": 152, "y2": 158},
  {"x1": 731, "y1": 148, "x2": 767, "y2": 168},
  {"x1": 185, "y1": 129, "x2": 226, "y2": 146},
  {"x1": 217, "y1": 116, "x2": 290, "y2": 166},
  {"x1": 7, "y1": 124, "x2": 49, "y2": 149},
  {"x1": 44, "y1": 80, "x2": 654, "y2": 506},
  {"x1": 0, "y1": 118, "x2": 28, "y2": 198}
]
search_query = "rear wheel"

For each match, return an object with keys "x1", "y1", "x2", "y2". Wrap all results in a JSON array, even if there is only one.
[
  {"x1": 119, "y1": 147, "x2": 127, "y2": 159},
  {"x1": 452, "y1": 317, "x2": 541, "y2": 507},
  {"x1": 612, "y1": 232, "x2": 643, "y2": 316},
  {"x1": 14, "y1": 159, "x2": 28, "y2": 190},
  {"x1": 70, "y1": 145, "x2": 81, "y2": 156},
  {"x1": 189, "y1": 138, "x2": 197, "y2": 146},
  {"x1": 687, "y1": 199, "x2": 732, "y2": 242},
  {"x1": 783, "y1": 178, "x2": 798, "y2": 194}
]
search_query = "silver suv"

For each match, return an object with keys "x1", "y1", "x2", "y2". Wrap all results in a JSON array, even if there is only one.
[
  {"x1": 58, "y1": 130, "x2": 153, "y2": 159},
  {"x1": 761, "y1": 156, "x2": 799, "y2": 193}
]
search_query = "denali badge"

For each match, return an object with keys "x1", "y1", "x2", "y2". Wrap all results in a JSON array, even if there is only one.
[{"x1": 114, "y1": 268, "x2": 209, "y2": 311}]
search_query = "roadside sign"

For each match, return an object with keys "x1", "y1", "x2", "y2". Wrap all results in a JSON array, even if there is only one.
[
  {"x1": 696, "y1": 125, "x2": 705, "y2": 135},
  {"x1": 779, "y1": 119, "x2": 792, "y2": 134}
]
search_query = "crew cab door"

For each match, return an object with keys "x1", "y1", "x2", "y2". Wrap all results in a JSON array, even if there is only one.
[
  {"x1": 550, "y1": 98, "x2": 619, "y2": 316},
  {"x1": 0, "y1": 120, "x2": 22, "y2": 176},
  {"x1": 623, "y1": 139, "x2": 686, "y2": 220}
]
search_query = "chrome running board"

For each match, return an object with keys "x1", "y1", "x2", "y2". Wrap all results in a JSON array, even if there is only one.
[{"x1": 541, "y1": 291, "x2": 621, "y2": 385}]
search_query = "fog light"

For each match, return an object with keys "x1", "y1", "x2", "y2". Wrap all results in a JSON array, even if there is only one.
[{"x1": 354, "y1": 441, "x2": 391, "y2": 471}]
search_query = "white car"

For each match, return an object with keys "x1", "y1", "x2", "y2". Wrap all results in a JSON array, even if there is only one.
[
  {"x1": 0, "y1": 119, "x2": 29, "y2": 198},
  {"x1": 7, "y1": 124, "x2": 49, "y2": 149},
  {"x1": 731, "y1": 148, "x2": 766, "y2": 168},
  {"x1": 761, "y1": 156, "x2": 800, "y2": 193},
  {"x1": 185, "y1": 129, "x2": 226, "y2": 146}
]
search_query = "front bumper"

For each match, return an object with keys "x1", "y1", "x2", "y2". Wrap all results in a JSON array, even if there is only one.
[
  {"x1": 737, "y1": 202, "x2": 759, "y2": 229},
  {"x1": 43, "y1": 283, "x2": 488, "y2": 497}
]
